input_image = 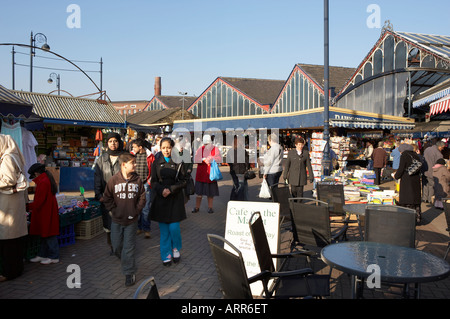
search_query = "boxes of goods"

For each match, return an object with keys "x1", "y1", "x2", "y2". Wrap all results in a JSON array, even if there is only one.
[
  {"x1": 75, "y1": 216, "x2": 103, "y2": 240},
  {"x1": 58, "y1": 224, "x2": 76, "y2": 247}
]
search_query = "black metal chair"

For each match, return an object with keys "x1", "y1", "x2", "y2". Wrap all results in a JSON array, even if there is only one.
[
  {"x1": 207, "y1": 233, "x2": 328, "y2": 299},
  {"x1": 270, "y1": 183, "x2": 295, "y2": 244},
  {"x1": 133, "y1": 276, "x2": 160, "y2": 299},
  {"x1": 361, "y1": 205, "x2": 418, "y2": 298},
  {"x1": 249, "y1": 212, "x2": 330, "y2": 298},
  {"x1": 288, "y1": 197, "x2": 348, "y2": 257},
  {"x1": 444, "y1": 201, "x2": 450, "y2": 260},
  {"x1": 270, "y1": 183, "x2": 292, "y2": 224},
  {"x1": 316, "y1": 183, "x2": 350, "y2": 225},
  {"x1": 364, "y1": 205, "x2": 417, "y2": 248},
  {"x1": 207, "y1": 234, "x2": 271, "y2": 299}
]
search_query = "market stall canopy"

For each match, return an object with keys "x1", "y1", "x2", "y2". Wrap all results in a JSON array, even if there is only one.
[
  {"x1": 173, "y1": 106, "x2": 414, "y2": 132},
  {"x1": 0, "y1": 84, "x2": 37, "y2": 119},
  {"x1": 430, "y1": 95, "x2": 450, "y2": 115},
  {"x1": 12, "y1": 90, "x2": 125, "y2": 128}
]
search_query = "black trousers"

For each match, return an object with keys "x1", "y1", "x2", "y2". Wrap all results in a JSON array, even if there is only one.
[
  {"x1": 0, "y1": 236, "x2": 25, "y2": 280},
  {"x1": 374, "y1": 167, "x2": 382, "y2": 185},
  {"x1": 290, "y1": 185, "x2": 304, "y2": 198}
]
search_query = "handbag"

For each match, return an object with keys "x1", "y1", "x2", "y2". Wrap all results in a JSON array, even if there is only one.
[
  {"x1": 258, "y1": 179, "x2": 271, "y2": 199},
  {"x1": 406, "y1": 154, "x2": 422, "y2": 176},
  {"x1": 244, "y1": 170, "x2": 256, "y2": 180},
  {"x1": 185, "y1": 175, "x2": 195, "y2": 196},
  {"x1": 0, "y1": 154, "x2": 29, "y2": 194},
  {"x1": 209, "y1": 160, "x2": 223, "y2": 181}
]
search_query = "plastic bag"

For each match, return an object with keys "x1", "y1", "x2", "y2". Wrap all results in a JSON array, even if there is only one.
[
  {"x1": 258, "y1": 179, "x2": 271, "y2": 199},
  {"x1": 209, "y1": 160, "x2": 223, "y2": 181}
]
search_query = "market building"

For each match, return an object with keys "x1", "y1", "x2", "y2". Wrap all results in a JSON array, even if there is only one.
[{"x1": 2, "y1": 89, "x2": 125, "y2": 192}]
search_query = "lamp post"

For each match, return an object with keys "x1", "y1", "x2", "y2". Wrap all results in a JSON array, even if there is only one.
[
  {"x1": 48, "y1": 72, "x2": 61, "y2": 95},
  {"x1": 179, "y1": 91, "x2": 188, "y2": 120},
  {"x1": 30, "y1": 31, "x2": 50, "y2": 92},
  {"x1": 322, "y1": 0, "x2": 331, "y2": 176}
]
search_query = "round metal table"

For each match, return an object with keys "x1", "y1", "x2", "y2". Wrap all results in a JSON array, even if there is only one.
[{"x1": 321, "y1": 241, "x2": 450, "y2": 298}]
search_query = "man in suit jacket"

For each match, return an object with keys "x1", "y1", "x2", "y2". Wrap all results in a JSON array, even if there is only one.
[{"x1": 283, "y1": 137, "x2": 314, "y2": 197}]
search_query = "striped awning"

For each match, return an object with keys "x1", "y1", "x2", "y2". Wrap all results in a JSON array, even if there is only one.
[
  {"x1": 430, "y1": 95, "x2": 450, "y2": 115},
  {"x1": 413, "y1": 87, "x2": 450, "y2": 108},
  {"x1": 330, "y1": 119, "x2": 415, "y2": 130}
]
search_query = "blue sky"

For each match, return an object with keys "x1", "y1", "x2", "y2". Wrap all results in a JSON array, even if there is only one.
[{"x1": 0, "y1": 0, "x2": 449, "y2": 101}]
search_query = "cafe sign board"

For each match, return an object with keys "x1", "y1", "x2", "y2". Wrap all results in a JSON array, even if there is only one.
[{"x1": 224, "y1": 200, "x2": 280, "y2": 296}]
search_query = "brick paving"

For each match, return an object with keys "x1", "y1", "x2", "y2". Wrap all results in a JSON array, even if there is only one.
[{"x1": 1, "y1": 165, "x2": 449, "y2": 300}]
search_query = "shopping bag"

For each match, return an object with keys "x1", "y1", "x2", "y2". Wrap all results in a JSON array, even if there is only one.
[
  {"x1": 258, "y1": 179, "x2": 271, "y2": 199},
  {"x1": 209, "y1": 160, "x2": 223, "y2": 181}
]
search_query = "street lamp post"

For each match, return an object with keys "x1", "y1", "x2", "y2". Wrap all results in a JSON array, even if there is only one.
[
  {"x1": 48, "y1": 72, "x2": 61, "y2": 95},
  {"x1": 30, "y1": 31, "x2": 50, "y2": 92},
  {"x1": 322, "y1": 0, "x2": 331, "y2": 176},
  {"x1": 179, "y1": 91, "x2": 188, "y2": 120}
]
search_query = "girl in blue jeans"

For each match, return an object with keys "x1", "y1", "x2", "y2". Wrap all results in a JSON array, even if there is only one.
[{"x1": 149, "y1": 137, "x2": 187, "y2": 266}]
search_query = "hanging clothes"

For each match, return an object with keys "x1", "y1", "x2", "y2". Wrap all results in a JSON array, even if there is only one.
[
  {"x1": 21, "y1": 127, "x2": 38, "y2": 181},
  {"x1": 1, "y1": 121, "x2": 23, "y2": 153}
]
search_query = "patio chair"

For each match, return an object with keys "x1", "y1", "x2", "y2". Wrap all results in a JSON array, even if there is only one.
[
  {"x1": 441, "y1": 201, "x2": 450, "y2": 260},
  {"x1": 288, "y1": 197, "x2": 348, "y2": 256},
  {"x1": 133, "y1": 276, "x2": 160, "y2": 299},
  {"x1": 249, "y1": 212, "x2": 330, "y2": 298},
  {"x1": 316, "y1": 183, "x2": 350, "y2": 225},
  {"x1": 364, "y1": 205, "x2": 416, "y2": 248},
  {"x1": 361, "y1": 205, "x2": 418, "y2": 298},
  {"x1": 207, "y1": 233, "x2": 327, "y2": 299},
  {"x1": 270, "y1": 183, "x2": 294, "y2": 236}
]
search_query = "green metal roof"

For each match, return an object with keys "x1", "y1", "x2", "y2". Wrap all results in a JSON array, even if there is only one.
[{"x1": 12, "y1": 91, "x2": 125, "y2": 127}]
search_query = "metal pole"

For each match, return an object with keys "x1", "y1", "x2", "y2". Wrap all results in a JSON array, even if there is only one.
[
  {"x1": 57, "y1": 74, "x2": 61, "y2": 96},
  {"x1": 30, "y1": 32, "x2": 33, "y2": 92},
  {"x1": 408, "y1": 72, "x2": 411, "y2": 118},
  {"x1": 100, "y1": 57, "x2": 103, "y2": 99},
  {"x1": 323, "y1": 0, "x2": 331, "y2": 176},
  {"x1": 11, "y1": 46, "x2": 15, "y2": 90}
]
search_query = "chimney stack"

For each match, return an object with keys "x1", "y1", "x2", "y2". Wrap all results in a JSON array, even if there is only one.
[{"x1": 154, "y1": 77, "x2": 161, "y2": 96}]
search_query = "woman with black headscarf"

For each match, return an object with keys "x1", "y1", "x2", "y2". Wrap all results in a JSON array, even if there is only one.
[{"x1": 94, "y1": 132, "x2": 126, "y2": 254}]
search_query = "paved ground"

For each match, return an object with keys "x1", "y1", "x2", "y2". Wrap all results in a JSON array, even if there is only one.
[{"x1": 1, "y1": 165, "x2": 449, "y2": 304}]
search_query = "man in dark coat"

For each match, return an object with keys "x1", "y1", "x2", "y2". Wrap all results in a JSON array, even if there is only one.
[
  {"x1": 372, "y1": 141, "x2": 387, "y2": 185},
  {"x1": 283, "y1": 137, "x2": 314, "y2": 197}
]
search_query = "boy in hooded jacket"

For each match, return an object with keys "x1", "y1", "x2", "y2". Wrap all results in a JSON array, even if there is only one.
[{"x1": 103, "y1": 153, "x2": 146, "y2": 286}]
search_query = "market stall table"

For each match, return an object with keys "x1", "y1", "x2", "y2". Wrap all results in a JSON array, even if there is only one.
[{"x1": 321, "y1": 241, "x2": 450, "y2": 299}]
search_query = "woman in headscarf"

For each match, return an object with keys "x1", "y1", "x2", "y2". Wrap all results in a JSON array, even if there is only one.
[
  {"x1": 394, "y1": 143, "x2": 422, "y2": 224},
  {"x1": 94, "y1": 132, "x2": 126, "y2": 254},
  {"x1": 0, "y1": 134, "x2": 28, "y2": 282},
  {"x1": 27, "y1": 163, "x2": 60, "y2": 264}
]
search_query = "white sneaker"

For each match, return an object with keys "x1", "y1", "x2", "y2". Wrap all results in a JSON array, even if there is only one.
[
  {"x1": 30, "y1": 256, "x2": 46, "y2": 263},
  {"x1": 173, "y1": 248, "x2": 180, "y2": 263},
  {"x1": 40, "y1": 258, "x2": 59, "y2": 265}
]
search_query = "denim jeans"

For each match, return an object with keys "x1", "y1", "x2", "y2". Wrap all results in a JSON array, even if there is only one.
[
  {"x1": 138, "y1": 183, "x2": 152, "y2": 232},
  {"x1": 158, "y1": 222, "x2": 182, "y2": 261},
  {"x1": 266, "y1": 171, "x2": 282, "y2": 188},
  {"x1": 111, "y1": 221, "x2": 138, "y2": 275},
  {"x1": 39, "y1": 236, "x2": 59, "y2": 259}
]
